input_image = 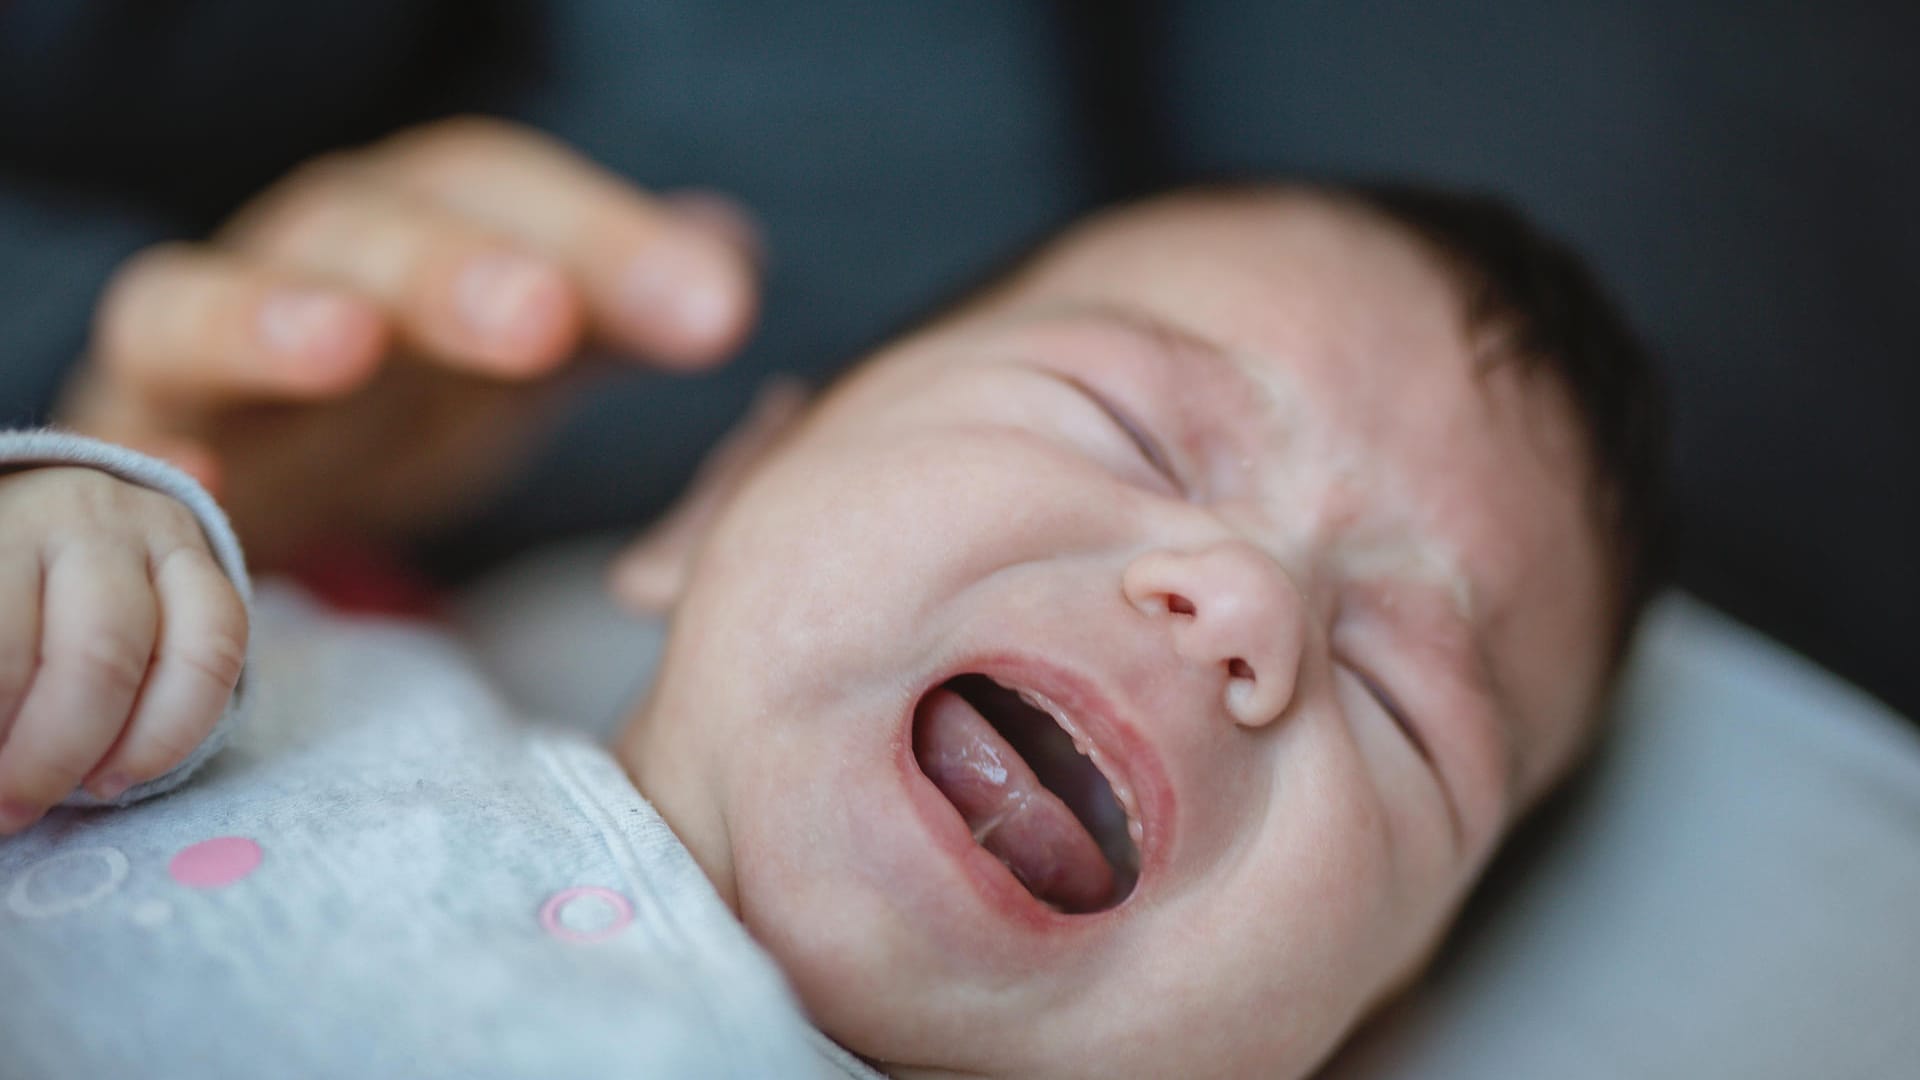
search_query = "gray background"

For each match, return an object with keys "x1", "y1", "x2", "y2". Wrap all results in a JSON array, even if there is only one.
[{"x1": 2, "y1": 1, "x2": 1914, "y2": 721}]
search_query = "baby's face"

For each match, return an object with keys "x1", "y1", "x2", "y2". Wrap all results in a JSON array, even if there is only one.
[{"x1": 623, "y1": 192, "x2": 1611, "y2": 1078}]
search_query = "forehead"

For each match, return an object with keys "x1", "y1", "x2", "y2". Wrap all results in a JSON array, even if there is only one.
[{"x1": 965, "y1": 192, "x2": 1611, "y2": 800}]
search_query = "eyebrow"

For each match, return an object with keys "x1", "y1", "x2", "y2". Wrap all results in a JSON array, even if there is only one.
[
  {"x1": 1068, "y1": 301, "x2": 1265, "y2": 399},
  {"x1": 1029, "y1": 295, "x2": 1267, "y2": 405}
]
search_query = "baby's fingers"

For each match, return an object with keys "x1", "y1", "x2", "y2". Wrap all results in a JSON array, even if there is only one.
[
  {"x1": 0, "y1": 543, "x2": 156, "y2": 833},
  {"x1": 0, "y1": 548, "x2": 43, "y2": 753},
  {"x1": 85, "y1": 546, "x2": 246, "y2": 800}
]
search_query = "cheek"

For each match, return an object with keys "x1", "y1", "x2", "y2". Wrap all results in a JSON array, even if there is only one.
[
  {"x1": 1187, "y1": 719, "x2": 1453, "y2": 1026},
  {"x1": 1353, "y1": 711, "x2": 1463, "y2": 894},
  {"x1": 698, "y1": 433, "x2": 1122, "y2": 629}
]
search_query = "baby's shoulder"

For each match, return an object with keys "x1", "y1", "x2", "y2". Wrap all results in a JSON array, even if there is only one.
[{"x1": 0, "y1": 596, "x2": 822, "y2": 1076}]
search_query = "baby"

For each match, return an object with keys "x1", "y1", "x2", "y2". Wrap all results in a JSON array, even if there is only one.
[{"x1": 0, "y1": 182, "x2": 1662, "y2": 1078}]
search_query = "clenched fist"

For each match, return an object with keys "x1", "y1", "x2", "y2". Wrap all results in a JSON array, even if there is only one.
[{"x1": 0, "y1": 466, "x2": 246, "y2": 834}]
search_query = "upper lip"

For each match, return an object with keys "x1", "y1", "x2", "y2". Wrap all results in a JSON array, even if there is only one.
[{"x1": 913, "y1": 648, "x2": 1175, "y2": 911}]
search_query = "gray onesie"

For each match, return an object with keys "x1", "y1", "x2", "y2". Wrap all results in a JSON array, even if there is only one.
[{"x1": 0, "y1": 431, "x2": 879, "y2": 1080}]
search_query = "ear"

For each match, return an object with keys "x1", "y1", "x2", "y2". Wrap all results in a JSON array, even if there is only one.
[{"x1": 607, "y1": 378, "x2": 810, "y2": 614}]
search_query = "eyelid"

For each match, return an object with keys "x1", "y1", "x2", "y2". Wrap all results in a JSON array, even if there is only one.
[
  {"x1": 1344, "y1": 661, "x2": 1435, "y2": 767},
  {"x1": 1057, "y1": 374, "x2": 1186, "y2": 494}
]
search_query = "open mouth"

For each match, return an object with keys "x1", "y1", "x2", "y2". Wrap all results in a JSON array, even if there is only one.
[{"x1": 912, "y1": 673, "x2": 1142, "y2": 914}]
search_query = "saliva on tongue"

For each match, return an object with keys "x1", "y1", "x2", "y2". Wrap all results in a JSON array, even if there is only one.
[{"x1": 913, "y1": 682, "x2": 1118, "y2": 913}]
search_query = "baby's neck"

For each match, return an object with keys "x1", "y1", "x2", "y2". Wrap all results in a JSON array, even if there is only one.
[{"x1": 615, "y1": 704, "x2": 742, "y2": 914}]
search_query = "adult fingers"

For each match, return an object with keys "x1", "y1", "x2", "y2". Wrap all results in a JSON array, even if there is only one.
[
  {"x1": 0, "y1": 542, "x2": 156, "y2": 831},
  {"x1": 365, "y1": 117, "x2": 758, "y2": 367},
  {"x1": 89, "y1": 243, "x2": 389, "y2": 411},
  {"x1": 660, "y1": 188, "x2": 767, "y2": 267},
  {"x1": 228, "y1": 170, "x2": 586, "y2": 377},
  {"x1": 85, "y1": 544, "x2": 247, "y2": 800}
]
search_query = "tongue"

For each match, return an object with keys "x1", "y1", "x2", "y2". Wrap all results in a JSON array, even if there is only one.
[{"x1": 913, "y1": 686, "x2": 1115, "y2": 912}]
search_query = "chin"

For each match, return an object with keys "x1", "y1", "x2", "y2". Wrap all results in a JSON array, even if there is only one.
[{"x1": 722, "y1": 650, "x2": 1198, "y2": 1077}]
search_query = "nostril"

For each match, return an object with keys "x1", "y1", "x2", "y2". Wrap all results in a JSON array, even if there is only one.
[
  {"x1": 1166, "y1": 594, "x2": 1196, "y2": 616},
  {"x1": 1225, "y1": 656, "x2": 1283, "y2": 728}
]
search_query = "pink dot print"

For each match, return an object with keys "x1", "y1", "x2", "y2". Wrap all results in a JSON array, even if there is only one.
[
  {"x1": 540, "y1": 886, "x2": 634, "y2": 943},
  {"x1": 168, "y1": 836, "x2": 263, "y2": 889}
]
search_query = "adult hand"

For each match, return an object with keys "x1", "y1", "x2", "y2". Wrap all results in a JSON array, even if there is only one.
[{"x1": 58, "y1": 116, "x2": 760, "y2": 568}]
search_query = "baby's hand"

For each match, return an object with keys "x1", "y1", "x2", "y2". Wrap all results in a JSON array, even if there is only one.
[{"x1": 0, "y1": 467, "x2": 247, "y2": 834}]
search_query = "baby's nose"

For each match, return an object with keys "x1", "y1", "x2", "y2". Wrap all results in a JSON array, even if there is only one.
[{"x1": 1121, "y1": 540, "x2": 1305, "y2": 728}]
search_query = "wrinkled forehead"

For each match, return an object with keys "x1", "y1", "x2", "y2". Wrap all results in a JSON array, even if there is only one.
[
  {"x1": 935, "y1": 191, "x2": 1511, "y2": 446},
  {"x1": 976, "y1": 192, "x2": 1598, "y2": 541}
]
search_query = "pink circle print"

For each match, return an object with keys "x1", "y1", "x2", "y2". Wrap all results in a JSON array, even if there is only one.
[
  {"x1": 539, "y1": 886, "x2": 634, "y2": 943},
  {"x1": 168, "y1": 836, "x2": 263, "y2": 889}
]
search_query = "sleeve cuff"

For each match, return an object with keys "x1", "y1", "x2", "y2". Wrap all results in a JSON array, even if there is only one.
[{"x1": 0, "y1": 428, "x2": 252, "y2": 806}]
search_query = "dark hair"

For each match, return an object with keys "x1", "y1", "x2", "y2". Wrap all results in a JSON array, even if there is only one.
[{"x1": 1335, "y1": 182, "x2": 1669, "y2": 666}]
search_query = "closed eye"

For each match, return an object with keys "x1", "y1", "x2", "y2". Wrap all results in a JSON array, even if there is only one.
[
  {"x1": 1343, "y1": 662, "x2": 1435, "y2": 767},
  {"x1": 1053, "y1": 373, "x2": 1185, "y2": 493}
]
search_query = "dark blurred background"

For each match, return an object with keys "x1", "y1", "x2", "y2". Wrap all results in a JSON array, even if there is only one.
[{"x1": 2, "y1": 1, "x2": 1914, "y2": 721}]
